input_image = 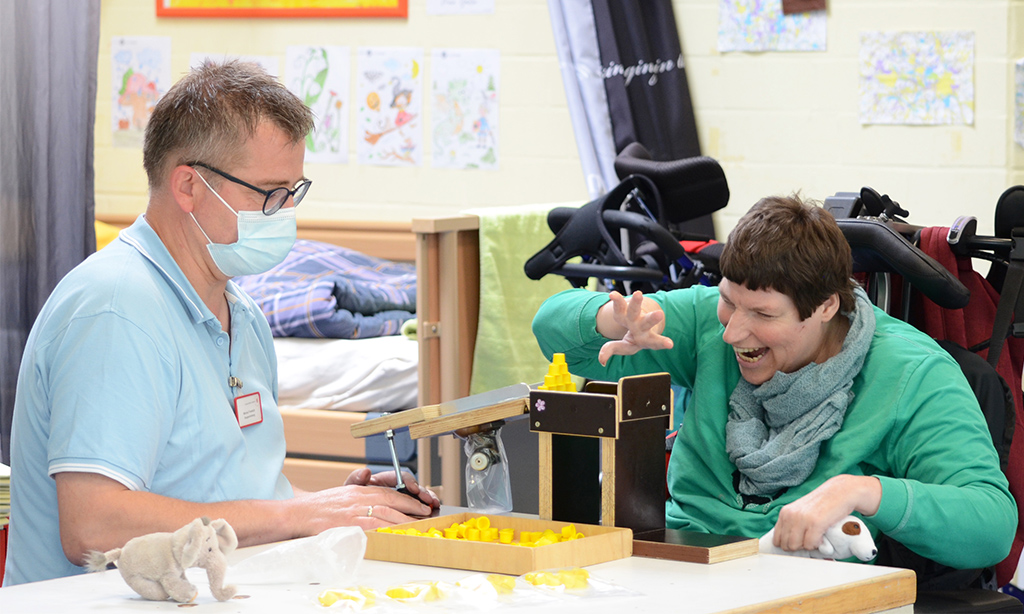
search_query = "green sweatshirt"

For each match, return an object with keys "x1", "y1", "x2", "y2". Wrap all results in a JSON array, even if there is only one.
[{"x1": 532, "y1": 286, "x2": 1016, "y2": 569}]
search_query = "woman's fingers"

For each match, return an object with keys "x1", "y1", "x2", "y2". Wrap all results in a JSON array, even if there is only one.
[
  {"x1": 599, "y1": 339, "x2": 643, "y2": 366},
  {"x1": 625, "y1": 291, "x2": 644, "y2": 321}
]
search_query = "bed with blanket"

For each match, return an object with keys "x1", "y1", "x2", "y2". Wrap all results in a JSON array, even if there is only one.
[{"x1": 232, "y1": 237, "x2": 421, "y2": 491}]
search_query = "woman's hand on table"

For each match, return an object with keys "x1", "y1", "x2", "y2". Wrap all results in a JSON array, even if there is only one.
[
  {"x1": 597, "y1": 291, "x2": 674, "y2": 366},
  {"x1": 770, "y1": 474, "x2": 882, "y2": 553}
]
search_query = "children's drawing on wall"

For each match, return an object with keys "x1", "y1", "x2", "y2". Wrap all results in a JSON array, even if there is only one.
[
  {"x1": 859, "y1": 31, "x2": 974, "y2": 126},
  {"x1": 718, "y1": 0, "x2": 826, "y2": 52},
  {"x1": 286, "y1": 46, "x2": 350, "y2": 164},
  {"x1": 431, "y1": 48, "x2": 500, "y2": 170},
  {"x1": 190, "y1": 53, "x2": 280, "y2": 78},
  {"x1": 111, "y1": 36, "x2": 171, "y2": 148},
  {"x1": 1015, "y1": 59, "x2": 1024, "y2": 148},
  {"x1": 356, "y1": 47, "x2": 423, "y2": 167}
]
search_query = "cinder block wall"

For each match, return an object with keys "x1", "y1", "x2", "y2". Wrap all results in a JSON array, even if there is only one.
[
  {"x1": 96, "y1": 1, "x2": 1020, "y2": 238},
  {"x1": 680, "y1": 0, "x2": 1016, "y2": 235}
]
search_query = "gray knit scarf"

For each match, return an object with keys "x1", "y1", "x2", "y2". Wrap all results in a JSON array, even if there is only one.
[{"x1": 725, "y1": 286, "x2": 875, "y2": 497}]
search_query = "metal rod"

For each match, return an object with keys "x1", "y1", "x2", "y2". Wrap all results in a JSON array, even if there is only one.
[{"x1": 385, "y1": 428, "x2": 411, "y2": 495}]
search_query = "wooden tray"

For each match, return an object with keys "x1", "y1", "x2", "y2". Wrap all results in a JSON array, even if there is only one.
[{"x1": 364, "y1": 513, "x2": 632, "y2": 576}]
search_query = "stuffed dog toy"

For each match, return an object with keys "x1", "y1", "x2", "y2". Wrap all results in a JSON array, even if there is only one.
[
  {"x1": 759, "y1": 515, "x2": 877, "y2": 562},
  {"x1": 85, "y1": 517, "x2": 237, "y2": 603}
]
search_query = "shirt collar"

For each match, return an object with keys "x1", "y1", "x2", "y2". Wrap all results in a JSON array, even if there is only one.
[{"x1": 118, "y1": 214, "x2": 253, "y2": 326}]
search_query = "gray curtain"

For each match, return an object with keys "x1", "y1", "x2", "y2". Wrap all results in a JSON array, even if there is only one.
[
  {"x1": 0, "y1": 1, "x2": 101, "y2": 464},
  {"x1": 547, "y1": 0, "x2": 619, "y2": 200},
  {"x1": 547, "y1": 0, "x2": 715, "y2": 238}
]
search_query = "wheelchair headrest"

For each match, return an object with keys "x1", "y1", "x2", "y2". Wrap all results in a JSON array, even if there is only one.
[
  {"x1": 613, "y1": 142, "x2": 729, "y2": 224},
  {"x1": 837, "y1": 218, "x2": 970, "y2": 310},
  {"x1": 994, "y1": 185, "x2": 1024, "y2": 240}
]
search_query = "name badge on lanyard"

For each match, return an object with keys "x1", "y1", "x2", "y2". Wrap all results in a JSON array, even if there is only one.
[{"x1": 234, "y1": 392, "x2": 264, "y2": 428}]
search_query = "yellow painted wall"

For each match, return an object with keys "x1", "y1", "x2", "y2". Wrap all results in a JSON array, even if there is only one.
[
  {"x1": 1010, "y1": 0, "x2": 1024, "y2": 188},
  {"x1": 678, "y1": 0, "x2": 1017, "y2": 236},
  {"x1": 97, "y1": 1, "x2": 1022, "y2": 238},
  {"x1": 95, "y1": 0, "x2": 585, "y2": 224}
]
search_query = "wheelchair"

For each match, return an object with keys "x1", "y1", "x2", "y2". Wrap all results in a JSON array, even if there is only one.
[
  {"x1": 525, "y1": 144, "x2": 1024, "y2": 613},
  {"x1": 826, "y1": 186, "x2": 1023, "y2": 613},
  {"x1": 524, "y1": 142, "x2": 728, "y2": 294}
]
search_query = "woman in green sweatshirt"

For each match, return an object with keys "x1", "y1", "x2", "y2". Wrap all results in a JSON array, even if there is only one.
[{"x1": 532, "y1": 195, "x2": 1015, "y2": 573}]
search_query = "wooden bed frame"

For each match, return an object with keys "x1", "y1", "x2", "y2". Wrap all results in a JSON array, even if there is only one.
[{"x1": 96, "y1": 213, "x2": 481, "y2": 503}]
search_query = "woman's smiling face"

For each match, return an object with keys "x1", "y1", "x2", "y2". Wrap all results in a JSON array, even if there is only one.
[{"x1": 717, "y1": 278, "x2": 840, "y2": 385}]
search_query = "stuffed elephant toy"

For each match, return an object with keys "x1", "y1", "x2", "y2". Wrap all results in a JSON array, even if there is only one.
[
  {"x1": 759, "y1": 515, "x2": 878, "y2": 562},
  {"x1": 85, "y1": 517, "x2": 238, "y2": 603}
]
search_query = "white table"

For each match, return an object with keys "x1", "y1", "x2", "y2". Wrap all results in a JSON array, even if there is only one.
[{"x1": 0, "y1": 539, "x2": 914, "y2": 613}]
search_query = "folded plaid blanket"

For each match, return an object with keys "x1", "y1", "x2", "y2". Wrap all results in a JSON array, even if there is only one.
[{"x1": 234, "y1": 239, "x2": 416, "y2": 339}]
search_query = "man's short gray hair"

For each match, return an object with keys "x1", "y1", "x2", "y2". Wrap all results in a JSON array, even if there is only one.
[{"x1": 143, "y1": 60, "x2": 314, "y2": 189}]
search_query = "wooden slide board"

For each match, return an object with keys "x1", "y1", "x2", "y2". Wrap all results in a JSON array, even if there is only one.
[
  {"x1": 349, "y1": 405, "x2": 444, "y2": 438},
  {"x1": 353, "y1": 399, "x2": 529, "y2": 441},
  {"x1": 408, "y1": 398, "x2": 529, "y2": 439}
]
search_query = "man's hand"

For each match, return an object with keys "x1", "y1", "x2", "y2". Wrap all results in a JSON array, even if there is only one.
[
  {"x1": 770, "y1": 475, "x2": 882, "y2": 552},
  {"x1": 344, "y1": 467, "x2": 440, "y2": 510},
  {"x1": 596, "y1": 291, "x2": 674, "y2": 366},
  {"x1": 288, "y1": 478, "x2": 435, "y2": 533}
]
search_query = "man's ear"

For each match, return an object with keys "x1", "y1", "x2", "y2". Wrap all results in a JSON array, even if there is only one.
[{"x1": 168, "y1": 165, "x2": 200, "y2": 214}]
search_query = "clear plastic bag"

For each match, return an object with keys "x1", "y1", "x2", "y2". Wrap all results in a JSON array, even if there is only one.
[
  {"x1": 451, "y1": 573, "x2": 559, "y2": 610},
  {"x1": 462, "y1": 427, "x2": 513, "y2": 514},
  {"x1": 230, "y1": 526, "x2": 366, "y2": 585},
  {"x1": 314, "y1": 570, "x2": 637, "y2": 610},
  {"x1": 518, "y1": 567, "x2": 638, "y2": 599}
]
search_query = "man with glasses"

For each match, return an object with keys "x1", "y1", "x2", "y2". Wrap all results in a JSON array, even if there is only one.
[{"x1": 4, "y1": 61, "x2": 437, "y2": 586}]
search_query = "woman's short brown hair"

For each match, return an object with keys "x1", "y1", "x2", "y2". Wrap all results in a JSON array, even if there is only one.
[
  {"x1": 719, "y1": 195, "x2": 857, "y2": 320},
  {"x1": 142, "y1": 60, "x2": 314, "y2": 189}
]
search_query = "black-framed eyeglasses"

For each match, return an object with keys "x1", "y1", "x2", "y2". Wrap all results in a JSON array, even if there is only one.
[{"x1": 189, "y1": 162, "x2": 312, "y2": 216}]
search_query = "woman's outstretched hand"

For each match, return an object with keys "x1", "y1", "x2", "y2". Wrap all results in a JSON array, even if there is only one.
[{"x1": 597, "y1": 291, "x2": 674, "y2": 366}]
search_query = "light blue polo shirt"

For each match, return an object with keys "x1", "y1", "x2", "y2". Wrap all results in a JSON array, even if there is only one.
[{"x1": 4, "y1": 215, "x2": 293, "y2": 585}]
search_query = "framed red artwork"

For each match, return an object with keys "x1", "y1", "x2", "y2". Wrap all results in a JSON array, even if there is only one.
[
  {"x1": 781, "y1": 0, "x2": 826, "y2": 15},
  {"x1": 156, "y1": 0, "x2": 408, "y2": 18}
]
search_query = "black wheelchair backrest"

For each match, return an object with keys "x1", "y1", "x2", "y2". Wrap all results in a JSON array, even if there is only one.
[
  {"x1": 613, "y1": 142, "x2": 729, "y2": 224},
  {"x1": 524, "y1": 145, "x2": 731, "y2": 290},
  {"x1": 524, "y1": 175, "x2": 676, "y2": 284}
]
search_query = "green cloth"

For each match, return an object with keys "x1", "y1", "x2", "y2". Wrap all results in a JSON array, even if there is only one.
[
  {"x1": 533, "y1": 285, "x2": 1016, "y2": 570},
  {"x1": 400, "y1": 318, "x2": 417, "y2": 340},
  {"x1": 463, "y1": 203, "x2": 579, "y2": 395}
]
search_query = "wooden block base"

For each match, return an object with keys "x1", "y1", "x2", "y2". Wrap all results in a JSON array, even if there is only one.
[{"x1": 632, "y1": 528, "x2": 758, "y2": 564}]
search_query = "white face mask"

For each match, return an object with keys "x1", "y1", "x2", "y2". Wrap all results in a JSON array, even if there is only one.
[{"x1": 190, "y1": 170, "x2": 297, "y2": 278}]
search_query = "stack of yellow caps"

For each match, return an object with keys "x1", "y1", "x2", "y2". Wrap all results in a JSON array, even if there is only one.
[{"x1": 538, "y1": 353, "x2": 576, "y2": 392}]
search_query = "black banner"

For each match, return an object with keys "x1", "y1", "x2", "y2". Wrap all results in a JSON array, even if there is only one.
[{"x1": 591, "y1": 0, "x2": 713, "y2": 238}]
